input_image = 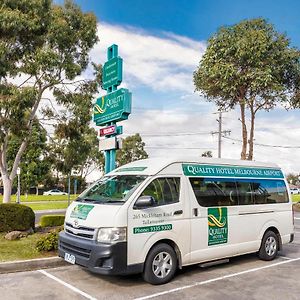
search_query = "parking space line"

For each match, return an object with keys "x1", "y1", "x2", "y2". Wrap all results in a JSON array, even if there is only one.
[
  {"x1": 134, "y1": 257, "x2": 300, "y2": 300},
  {"x1": 38, "y1": 269, "x2": 97, "y2": 300},
  {"x1": 294, "y1": 218, "x2": 300, "y2": 220},
  {"x1": 278, "y1": 256, "x2": 292, "y2": 260}
]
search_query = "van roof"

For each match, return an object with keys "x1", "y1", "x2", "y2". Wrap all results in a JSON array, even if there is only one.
[{"x1": 109, "y1": 157, "x2": 280, "y2": 176}]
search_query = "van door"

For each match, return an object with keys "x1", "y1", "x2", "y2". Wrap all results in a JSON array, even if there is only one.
[
  {"x1": 127, "y1": 176, "x2": 190, "y2": 267},
  {"x1": 188, "y1": 177, "x2": 238, "y2": 263}
]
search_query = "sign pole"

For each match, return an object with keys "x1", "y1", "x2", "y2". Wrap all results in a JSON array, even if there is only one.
[
  {"x1": 106, "y1": 45, "x2": 118, "y2": 173},
  {"x1": 93, "y1": 44, "x2": 132, "y2": 174}
]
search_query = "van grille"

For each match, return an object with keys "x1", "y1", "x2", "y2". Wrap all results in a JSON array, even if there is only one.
[
  {"x1": 60, "y1": 241, "x2": 91, "y2": 259},
  {"x1": 65, "y1": 222, "x2": 96, "y2": 240}
]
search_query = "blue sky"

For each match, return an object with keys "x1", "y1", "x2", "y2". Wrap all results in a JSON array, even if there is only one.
[
  {"x1": 68, "y1": 0, "x2": 300, "y2": 175},
  {"x1": 76, "y1": 0, "x2": 300, "y2": 47}
]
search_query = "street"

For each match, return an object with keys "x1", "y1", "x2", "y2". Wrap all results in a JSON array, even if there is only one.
[{"x1": 0, "y1": 213, "x2": 299, "y2": 300}]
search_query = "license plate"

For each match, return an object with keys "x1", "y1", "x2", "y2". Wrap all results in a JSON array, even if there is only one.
[{"x1": 64, "y1": 253, "x2": 76, "y2": 264}]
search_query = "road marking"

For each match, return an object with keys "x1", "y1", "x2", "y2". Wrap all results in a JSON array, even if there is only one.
[
  {"x1": 38, "y1": 269, "x2": 97, "y2": 300},
  {"x1": 295, "y1": 218, "x2": 300, "y2": 220},
  {"x1": 278, "y1": 256, "x2": 292, "y2": 260},
  {"x1": 134, "y1": 257, "x2": 300, "y2": 300}
]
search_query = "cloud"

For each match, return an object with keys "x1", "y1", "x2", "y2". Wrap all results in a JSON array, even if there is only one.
[
  {"x1": 87, "y1": 22, "x2": 300, "y2": 180},
  {"x1": 90, "y1": 22, "x2": 206, "y2": 93}
]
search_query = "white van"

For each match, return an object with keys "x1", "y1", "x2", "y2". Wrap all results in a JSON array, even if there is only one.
[{"x1": 59, "y1": 158, "x2": 294, "y2": 284}]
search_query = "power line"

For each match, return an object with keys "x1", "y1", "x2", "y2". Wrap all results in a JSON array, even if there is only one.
[
  {"x1": 223, "y1": 136, "x2": 300, "y2": 149},
  {"x1": 124, "y1": 131, "x2": 212, "y2": 137},
  {"x1": 145, "y1": 146, "x2": 216, "y2": 150}
]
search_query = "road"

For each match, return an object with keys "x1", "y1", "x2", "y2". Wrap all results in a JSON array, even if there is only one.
[{"x1": 1, "y1": 212, "x2": 299, "y2": 300}]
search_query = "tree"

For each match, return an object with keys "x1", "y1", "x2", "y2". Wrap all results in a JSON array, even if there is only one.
[
  {"x1": 7, "y1": 120, "x2": 51, "y2": 194},
  {"x1": 194, "y1": 18, "x2": 300, "y2": 160},
  {"x1": 0, "y1": 0, "x2": 99, "y2": 202},
  {"x1": 50, "y1": 123, "x2": 104, "y2": 179},
  {"x1": 201, "y1": 151, "x2": 212, "y2": 158},
  {"x1": 286, "y1": 173, "x2": 300, "y2": 185},
  {"x1": 116, "y1": 134, "x2": 148, "y2": 167}
]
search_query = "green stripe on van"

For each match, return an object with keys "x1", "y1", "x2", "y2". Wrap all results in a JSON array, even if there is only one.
[{"x1": 182, "y1": 164, "x2": 284, "y2": 179}]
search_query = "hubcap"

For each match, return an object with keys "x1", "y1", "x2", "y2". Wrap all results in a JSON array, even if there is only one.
[
  {"x1": 265, "y1": 236, "x2": 277, "y2": 256},
  {"x1": 152, "y1": 251, "x2": 173, "y2": 279}
]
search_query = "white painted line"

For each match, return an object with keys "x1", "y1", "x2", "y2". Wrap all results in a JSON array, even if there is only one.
[
  {"x1": 134, "y1": 257, "x2": 300, "y2": 300},
  {"x1": 294, "y1": 231, "x2": 300, "y2": 234},
  {"x1": 38, "y1": 269, "x2": 97, "y2": 300},
  {"x1": 278, "y1": 256, "x2": 292, "y2": 260},
  {"x1": 294, "y1": 218, "x2": 300, "y2": 220}
]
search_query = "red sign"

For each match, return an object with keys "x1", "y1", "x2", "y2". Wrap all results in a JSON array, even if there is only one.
[{"x1": 99, "y1": 125, "x2": 116, "y2": 137}]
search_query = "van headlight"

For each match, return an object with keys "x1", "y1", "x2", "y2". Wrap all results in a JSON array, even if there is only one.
[{"x1": 97, "y1": 227, "x2": 127, "y2": 243}]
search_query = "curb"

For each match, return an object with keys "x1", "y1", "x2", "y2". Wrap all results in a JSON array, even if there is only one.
[{"x1": 0, "y1": 256, "x2": 69, "y2": 274}]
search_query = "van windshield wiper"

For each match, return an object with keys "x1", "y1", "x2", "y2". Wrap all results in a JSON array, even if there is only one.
[{"x1": 76, "y1": 198, "x2": 96, "y2": 203}]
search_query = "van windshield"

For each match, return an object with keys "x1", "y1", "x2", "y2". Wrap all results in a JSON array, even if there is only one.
[{"x1": 76, "y1": 175, "x2": 147, "y2": 204}]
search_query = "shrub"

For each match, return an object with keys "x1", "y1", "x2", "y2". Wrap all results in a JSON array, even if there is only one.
[
  {"x1": 40, "y1": 215, "x2": 65, "y2": 227},
  {"x1": 0, "y1": 204, "x2": 35, "y2": 232},
  {"x1": 36, "y1": 231, "x2": 59, "y2": 252}
]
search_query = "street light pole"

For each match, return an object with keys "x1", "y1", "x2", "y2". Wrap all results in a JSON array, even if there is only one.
[{"x1": 17, "y1": 167, "x2": 21, "y2": 204}]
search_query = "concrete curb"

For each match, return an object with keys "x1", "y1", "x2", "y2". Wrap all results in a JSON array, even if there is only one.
[{"x1": 0, "y1": 256, "x2": 69, "y2": 274}]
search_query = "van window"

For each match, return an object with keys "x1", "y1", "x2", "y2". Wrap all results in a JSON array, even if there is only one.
[
  {"x1": 242, "y1": 179, "x2": 288, "y2": 204},
  {"x1": 189, "y1": 178, "x2": 288, "y2": 207},
  {"x1": 189, "y1": 178, "x2": 238, "y2": 207},
  {"x1": 141, "y1": 177, "x2": 180, "y2": 206}
]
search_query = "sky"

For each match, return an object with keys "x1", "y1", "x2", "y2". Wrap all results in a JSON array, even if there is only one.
[{"x1": 68, "y1": 0, "x2": 300, "y2": 178}]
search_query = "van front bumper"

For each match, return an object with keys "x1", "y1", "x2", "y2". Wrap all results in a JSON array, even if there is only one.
[{"x1": 58, "y1": 231, "x2": 143, "y2": 275}]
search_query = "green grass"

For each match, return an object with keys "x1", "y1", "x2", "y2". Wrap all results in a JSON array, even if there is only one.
[
  {"x1": 2, "y1": 194, "x2": 77, "y2": 203},
  {"x1": 25, "y1": 201, "x2": 73, "y2": 211},
  {"x1": 292, "y1": 194, "x2": 300, "y2": 203},
  {"x1": 0, "y1": 233, "x2": 57, "y2": 262}
]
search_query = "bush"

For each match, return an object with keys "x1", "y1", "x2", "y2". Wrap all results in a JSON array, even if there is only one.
[
  {"x1": 0, "y1": 204, "x2": 35, "y2": 232},
  {"x1": 40, "y1": 215, "x2": 65, "y2": 227},
  {"x1": 36, "y1": 231, "x2": 59, "y2": 252}
]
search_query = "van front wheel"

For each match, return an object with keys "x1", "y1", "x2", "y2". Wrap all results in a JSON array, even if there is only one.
[
  {"x1": 143, "y1": 243, "x2": 177, "y2": 285},
  {"x1": 258, "y1": 230, "x2": 278, "y2": 261}
]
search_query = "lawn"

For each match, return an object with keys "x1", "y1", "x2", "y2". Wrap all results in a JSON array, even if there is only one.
[
  {"x1": 292, "y1": 194, "x2": 300, "y2": 203},
  {"x1": 2, "y1": 194, "x2": 77, "y2": 203},
  {"x1": 25, "y1": 201, "x2": 73, "y2": 211},
  {"x1": 0, "y1": 233, "x2": 56, "y2": 262}
]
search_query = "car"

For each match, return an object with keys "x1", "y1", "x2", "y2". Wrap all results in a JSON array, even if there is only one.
[
  {"x1": 290, "y1": 188, "x2": 299, "y2": 195},
  {"x1": 43, "y1": 189, "x2": 68, "y2": 196}
]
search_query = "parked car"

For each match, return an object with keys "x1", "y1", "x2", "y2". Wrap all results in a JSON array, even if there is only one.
[
  {"x1": 290, "y1": 188, "x2": 299, "y2": 195},
  {"x1": 43, "y1": 189, "x2": 68, "y2": 196}
]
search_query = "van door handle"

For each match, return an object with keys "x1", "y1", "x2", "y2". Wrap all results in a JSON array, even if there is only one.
[{"x1": 174, "y1": 210, "x2": 183, "y2": 215}]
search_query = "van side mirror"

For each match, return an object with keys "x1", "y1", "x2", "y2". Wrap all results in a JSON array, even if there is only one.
[{"x1": 134, "y1": 196, "x2": 155, "y2": 209}]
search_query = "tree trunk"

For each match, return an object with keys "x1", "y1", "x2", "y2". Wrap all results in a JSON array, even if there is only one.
[
  {"x1": 248, "y1": 104, "x2": 255, "y2": 160},
  {"x1": 239, "y1": 101, "x2": 248, "y2": 160},
  {"x1": 2, "y1": 175, "x2": 12, "y2": 203}
]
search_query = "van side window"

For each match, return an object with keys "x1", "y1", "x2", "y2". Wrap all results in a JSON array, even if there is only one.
[
  {"x1": 189, "y1": 178, "x2": 289, "y2": 206},
  {"x1": 141, "y1": 177, "x2": 180, "y2": 206},
  {"x1": 189, "y1": 178, "x2": 238, "y2": 207}
]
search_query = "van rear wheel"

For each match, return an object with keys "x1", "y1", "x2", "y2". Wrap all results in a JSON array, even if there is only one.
[
  {"x1": 143, "y1": 243, "x2": 177, "y2": 285},
  {"x1": 258, "y1": 230, "x2": 278, "y2": 261}
]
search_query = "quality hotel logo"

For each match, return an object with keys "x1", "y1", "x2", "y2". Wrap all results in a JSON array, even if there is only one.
[
  {"x1": 94, "y1": 96, "x2": 106, "y2": 114},
  {"x1": 208, "y1": 207, "x2": 228, "y2": 246}
]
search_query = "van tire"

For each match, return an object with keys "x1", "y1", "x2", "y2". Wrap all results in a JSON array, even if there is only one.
[
  {"x1": 143, "y1": 243, "x2": 177, "y2": 285},
  {"x1": 258, "y1": 230, "x2": 279, "y2": 261}
]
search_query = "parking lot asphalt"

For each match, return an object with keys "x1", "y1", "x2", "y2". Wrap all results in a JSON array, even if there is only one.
[{"x1": 1, "y1": 212, "x2": 300, "y2": 300}]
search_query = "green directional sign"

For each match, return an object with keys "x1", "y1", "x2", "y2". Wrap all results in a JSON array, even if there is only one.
[
  {"x1": 102, "y1": 56, "x2": 123, "y2": 90},
  {"x1": 93, "y1": 88, "x2": 131, "y2": 126}
]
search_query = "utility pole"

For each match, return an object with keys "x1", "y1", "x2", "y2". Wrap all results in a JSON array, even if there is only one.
[{"x1": 211, "y1": 112, "x2": 231, "y2": 158}]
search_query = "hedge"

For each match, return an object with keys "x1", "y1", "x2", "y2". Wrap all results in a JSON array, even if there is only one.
[
  {"x1": 40, "y1": 215, "x2": 65, "y2": 227},
  {"x1": 0, "y1": 203, "x2": 35, "y2": 232}
]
